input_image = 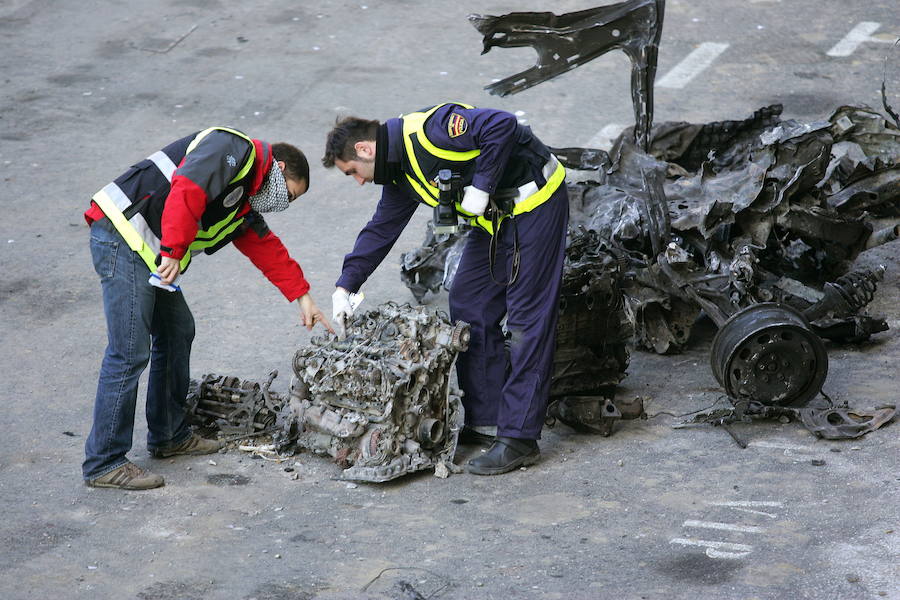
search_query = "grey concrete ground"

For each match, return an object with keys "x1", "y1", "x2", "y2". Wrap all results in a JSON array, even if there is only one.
[{"x1": 1, "y1": 0, "x2": 898, "y2": 598}]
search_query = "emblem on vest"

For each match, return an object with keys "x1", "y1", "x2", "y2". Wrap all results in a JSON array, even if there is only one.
[
  {"x1": 222, "y1": 187, "x2": 244, "y2": 208},
  {"x1": 448, "y1": 113, "x2": 468, "y2": 138},
  {"x1": 225, "y1": 154, "x2": 237, "y2": 167}
]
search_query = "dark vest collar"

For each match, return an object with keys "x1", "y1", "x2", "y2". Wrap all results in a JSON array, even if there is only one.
[{"x1": 373, "y1": 119, "x2": 403, "y2": 185}]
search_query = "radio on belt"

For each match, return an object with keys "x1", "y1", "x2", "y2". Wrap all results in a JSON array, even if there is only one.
[{"x1": 433, "y1": 168, "x2": 460, "y2": 235}]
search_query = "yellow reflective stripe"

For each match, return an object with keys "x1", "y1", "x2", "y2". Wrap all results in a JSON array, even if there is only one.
[
  {"x1": 404, "y1": 174, "x2": 439, "y2": 207},
  {"x1": 402, "y1": 111, "x2": 440, "y2": 204},
  {"x1": 401, "y1": 103, "x2": 481, "y2": 205},
  {"x1": 194, "y1": 206, "x2": 241, "y2": 240},
  {"x1": 512, "y1": 160, "x2": 566, "y2": 215},
  {"x1": 92, "y1": 187, "x2": 158, "y2": 272},
  {"x1": 418, "y1": 135, "x2": 480, "y2": 161},
  {"x1": 187, "y1": 218, "x2": 244, "y2": 251},
  {"x1": 184, "y1": 126, "x2": 256, "y2": 184},
  {"x1": 465, "y1": 161, "x2": 567, "y2": 236}
]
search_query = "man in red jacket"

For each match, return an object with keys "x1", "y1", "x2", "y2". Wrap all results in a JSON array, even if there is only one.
[{"x1": 83, "y1": 127, "x2": 332, "y2": 490}]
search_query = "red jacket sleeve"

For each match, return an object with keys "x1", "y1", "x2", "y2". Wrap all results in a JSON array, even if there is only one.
[
  {"x1": 232, "y1": 227, "x2": 311, "y2": 301},
  {"x1": 160, "y1": 175, "x2": 208, "y2": 259}
]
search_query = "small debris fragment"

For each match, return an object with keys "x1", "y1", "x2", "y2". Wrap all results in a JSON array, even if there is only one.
[
  {"x1": 62, "y1": 431, "x2": 77, "y2": 437},
  {"x1": 208, "y1": 460, "x2": 217, "y2": 466},
  {"x1": 846, "y1": 574, "x2": 860, "y2": 583},
  {"x1": 283, "y1": 467, "x2": 294, "y2": 473},
  {"x1": 850, "y1": 446, "x2": 861, "y2": 451},
  {"x1": 811, "y1": 459, "x2": 826, "y2": 466},
  {"x1": 778, "y1": 415, "x2": 790, "y2": 424},
  {"x1": 830, "y1": 448, "x2": 841, "y2": 453},
  {"x1": 275, "y1": 554, "x2": 282, "y2": 559},
  {"x1": 345, "y1": 482, "x2": 358, "y2": 489},
  {"x1": 617, "y1": 459, "x2": 625, "y2": 467},
  {"x1": 450, "y1": 499, "x2": 469, "y2": 505},
  {"x1": 434, "y1": 462, "x2": 450, "y2": 478}
]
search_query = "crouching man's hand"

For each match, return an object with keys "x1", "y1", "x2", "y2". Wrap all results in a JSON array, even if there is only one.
[
  {"x1": 157, "y1": 256, "x2": 181, "y2": 285},
  {"x1": 298, "y1": 293, "x2": 334, "y2": 333}
]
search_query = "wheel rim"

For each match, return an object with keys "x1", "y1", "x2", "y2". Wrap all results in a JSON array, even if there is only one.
[{"x1": 711, "y1": 303, "x2": 828, "y2": 407}]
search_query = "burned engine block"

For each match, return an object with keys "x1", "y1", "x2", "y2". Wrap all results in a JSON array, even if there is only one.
[{"x1": 280, "y1": 303, "x2": 470, "y2": 482}]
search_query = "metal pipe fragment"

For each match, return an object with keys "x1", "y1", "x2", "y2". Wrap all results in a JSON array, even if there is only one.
[{"x1": 864, "y1": 224, "x2": 900, "y2": 249}]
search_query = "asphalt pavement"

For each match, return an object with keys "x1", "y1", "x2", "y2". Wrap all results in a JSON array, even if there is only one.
[{"x1": 1, "y1": 1, "x2": 898, "y2": 599}]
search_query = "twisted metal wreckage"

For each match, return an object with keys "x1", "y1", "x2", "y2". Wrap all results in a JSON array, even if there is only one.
[{"x1": 186, "y1": 0, "x2": 898, "y2": 481}]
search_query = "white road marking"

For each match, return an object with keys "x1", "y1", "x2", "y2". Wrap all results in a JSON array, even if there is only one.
[
  {"x1": 706, "y1": 500, "x2": 783, "y2": 508},
  {"x1": 728, "y1": 507, "x2": 779, "y2": 519},
  {"x1": 585, "y1": 123, "x2": 625, "y2": 150},
  {"x1": 827, "y1": 22, "x2": 882, "y2": 57},
  {"x1": 670, "y1": 538, "x2": 754, "y2": 559},
  {"x1": 683, "y1": 520, "x2": 765, "y2": 533},
  {"x1": 657, "y1": 42, "x2": 729, "y2": 88}
]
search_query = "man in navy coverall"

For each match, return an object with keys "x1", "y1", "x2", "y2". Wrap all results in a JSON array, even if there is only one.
[{"x1": 322, "y1": 103, "x2": 569, "y2": 475}]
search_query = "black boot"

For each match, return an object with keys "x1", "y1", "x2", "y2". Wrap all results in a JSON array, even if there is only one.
[
  {"x1": 467, "y1": 436, "x2": 540, "y2": 475},
  {"x1": 457, "y1": 427, "x2": 495, "y2": 446}
]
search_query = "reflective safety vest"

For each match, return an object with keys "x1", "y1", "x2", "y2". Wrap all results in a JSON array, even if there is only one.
[
  {"x1": 90, "y1": 126, "x2": 260, "y2": 274},
  {"x1": 400, "y1": 103, "x2": 566, "y2": 235}
]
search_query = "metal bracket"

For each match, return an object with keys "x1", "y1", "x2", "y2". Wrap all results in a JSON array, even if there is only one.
[{"x1": 469, "y1": 0, "x2": 665, "y2": 150}]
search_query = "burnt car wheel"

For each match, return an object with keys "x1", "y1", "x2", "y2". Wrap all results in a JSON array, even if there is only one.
[{"x1": 711, "y1": 303, "x2": 828, "y2": 407}]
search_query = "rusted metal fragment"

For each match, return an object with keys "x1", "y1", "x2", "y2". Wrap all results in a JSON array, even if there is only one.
[
  {"x1": 283, "y1": 303, "x2": 469, "y2": 482},
  {"x1": 186, "y1": 371, "x2": 284, "y2": 436},
  {"x1": 470, "y1": 0, "x2": 664, "y2": 150},
  {"x1": 799, "y1": 405, "x2": 896, "y2": 440},
  {"x1": 187, "y1": 304, "x2": 470, "y2": 482},
  {"x1": 547, "y1": 395, "x2": 644, "y2": 437}
]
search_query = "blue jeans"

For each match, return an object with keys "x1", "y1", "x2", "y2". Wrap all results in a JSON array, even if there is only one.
[{"x1": 83, "y1": 220, "x2": 194, "y2": 479}]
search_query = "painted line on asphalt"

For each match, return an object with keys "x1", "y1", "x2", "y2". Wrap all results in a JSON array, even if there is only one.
[
  {"x1": 585, "y1": 123, "x2": 625, "y2": 150},
  {"x1": 657, "y1": 42, "x2": 730, "y2": 88},
  {"x1": 827, "y1": 22, "x2": 882, "y2": 57},
  {"x1": 671, "y1": 500, "x2": 782, "y2": 559},
  {"x1": 683, "y1": 520, "x2": 765, "y2": 534},
  {"x1": 670, "y1": 537, "x2": 754, "y2": 559},
  {"x1": 727, "y1": 507, "x2": 780, "y2": 519},
  {"x1": 706, "y1": 500, "x2": 783, "y2": 508}
]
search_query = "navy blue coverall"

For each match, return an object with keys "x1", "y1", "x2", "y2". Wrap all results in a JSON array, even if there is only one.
[{"x1": 336, "y1": 104, "x2": 569, "y2": 439}]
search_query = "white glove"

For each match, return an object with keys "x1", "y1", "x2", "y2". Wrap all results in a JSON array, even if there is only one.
[
  {"x1": 461, "y1": 186, "x2": 490, "y2": 216},
  {"x1": 332, "y1": 288, "x2": 354, "y2": 321}
]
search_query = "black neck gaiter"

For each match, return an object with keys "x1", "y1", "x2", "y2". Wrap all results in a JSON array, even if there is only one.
[{"x1": 373, "y1": 124, "x2": 400, "y2": 185}]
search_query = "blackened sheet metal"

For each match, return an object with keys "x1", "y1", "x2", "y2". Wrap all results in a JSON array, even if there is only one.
[
  {"x1": 469, "y1": 0, "x2": 664, "y2": 151},
  {"x1": 799, "y1": 405, "x2": 896, "y2": 440},
  {"x1": 881, "y1": 39, "x2": 900, "y2": 129}
]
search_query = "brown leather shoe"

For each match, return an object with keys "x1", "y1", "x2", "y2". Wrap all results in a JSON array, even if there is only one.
[
  {"x1": 86, "y1": 462, "x2": 165, "y2": 490},
  {"x1": 150, "y1": 433, "x2": 223, "y2": 458}
]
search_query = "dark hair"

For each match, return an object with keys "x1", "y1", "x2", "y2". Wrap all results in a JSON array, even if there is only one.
[
  {"x1": 272, "y1": 142, "x2": 309, "y2": 186},
  {"x1": 322, "y1": 117, "x2": 380, "y2": 168}
]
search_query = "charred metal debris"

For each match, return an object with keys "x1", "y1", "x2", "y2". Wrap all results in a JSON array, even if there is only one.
[
  {"x1": 187, "y1": 304, "x2": 470, "y2": 482},
  {"x1": 401, "y1": 2, "x2": 899, "y2": 435}
]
